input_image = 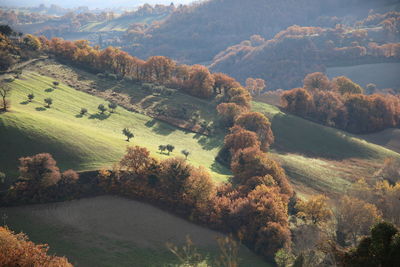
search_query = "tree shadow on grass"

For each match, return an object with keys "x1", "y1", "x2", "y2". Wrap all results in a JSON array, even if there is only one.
[
  {"x1": 35, "y1": 107, "x2": 46, "y2": 111},
  {"x1": 146, "y1": 119, "x2": 176, "y2": 136},
  {"x1": 20, "y1": 101, "x2": 29, "y2": 105},
  {"x1": 197, "y1": 135, "x2": 223, "y2": 151},
  {"x1": 211, "y1": 161, "x2": 231, "y2": 176},
  {"x1": 89, "y1": 113, "x2": 110, "y2": 120},
  {"x1": 45, "y1": 88, "x2": 54, "y2": 93},
  {"x1": 75, "y1": 114, "x2": 84, "y2": 118}
]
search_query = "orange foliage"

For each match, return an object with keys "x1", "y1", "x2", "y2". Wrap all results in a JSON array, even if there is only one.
[
  {"x1": 235, "y1": 112, "x2": 274, "y2": 151},
  {"x1": 0, "y1": 227, "x2": 72, "y2": 267}
]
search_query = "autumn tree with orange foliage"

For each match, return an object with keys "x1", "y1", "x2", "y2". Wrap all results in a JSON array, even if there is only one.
[
  {"x1": 216, "y1": 103, "x2": 244, "y2": 127},
  {"x1": 235, "y1": 112, "x2": 274, "y2": 151},
  {"x1": 0, "y1": 227, "x2": 72, "y2": 267},
  {"x1": 303, "y1": 72, "x2": 330, "y2": 91},
  {"x1": 120, "y1": 146, "x2": 157, "y2": 175},
  {"x1": 336, "y1": 196, "x2": 381, "y2": 245},
  {"x1": 223, "y1": 125, "x2": 260, "y2": 156},
  {"x1": 295, "y1": 195, "x2": 332, "y2": 225}
]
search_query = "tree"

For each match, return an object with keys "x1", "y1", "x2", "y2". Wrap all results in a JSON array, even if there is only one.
[
  {"x1": 183, "y1": 166, "x2": 215, "y2": 206},
  {"x1": 181, "y1": 149, "x2": 190, "y2": 159},
  {"x1": 216, "y1": 103, "x2": 243, "y2": 127},
  {"x1": 0, "y1": 84, "x2": 11, "y2": 111},
  {"x1": 295, "y1": 195, "x2": 332, "y2": 225},
  {"x1": 281, "y1": 88, "x2": 314, "y2": 117},
  {"x1": 235, "y1": 112, "x2": 274, "y2": 151},
  {"x1": 303, "y1": 72, "x2": 330, "y2": 91},
  {"x1": 18, "y1": 153, "x2": 61, "y2": 188},
  {"x1": 342, "y1": 222, "x2": 400, "y2": 267},
  {"x1": 185, "y1": 65, "x2": 215, "y2": 99},
  {"x1": 27, "y1": 93, "x2": 34, "y2": 102},
  {"x1": 0, "y1": 227, "x2": 73, "y2": 267},
  {"x1": 159, "y1": 145, "x2": 167, "y2": 154},
  {"x1": 122, "y1": 128, "x2": 134, "y2": 141},
  {"x1": 52, "y1": 81, "x2": 59, "y2": 88},
  {"x1": 98, "y1": 104, "x2": 107, "y2": 114},
  {"x1": 80, "y1": 108, "x2": 88, "y2": 115},
  {"x1": 336, "y1": 196, "x2": 381, "y2": 245},
  {"x1": 166, "y1": 144, "x2": 175, "y2": 155},
  {"x1": 108, "y1": 102, "x2": 117, "y2": 113},
  {"x1": 0, "y1": 25, "x2": 13, "y2": 36},
  {"x1": 332, "y1": 76, "x2": 364, "y2": 95},
  {"x1": 120, "y1": 146, "x2": 155, "y2": 175},
  {"x1": 23, "y1": 34, "x2": 42, "y2": 50},
  {"x1": 223, "y1": 125, "x2": 260, "y2": 156},
  {"x1": 44, "y1": 98, "x2": 53, "y2": 108}
]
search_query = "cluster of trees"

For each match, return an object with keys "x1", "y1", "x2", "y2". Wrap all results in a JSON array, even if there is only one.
[
  {"x1": 0, "y1": 227, "x2": 72, "y2": 266},
  {"x1": 33, "y1": 37, "x2": 245, "y2": 100},
  {"x1": 94, "y1": 142, "x2": 293, "y2": 261},
  {"x1": 210, "y1": 11, "x2": 400, "y2": 89},
  {"x1": 281, "y1": 72, "x2": 400, "y2": 133},
  {"x1": 6, "y1": 153, "x2": 80, "y2": 203}
]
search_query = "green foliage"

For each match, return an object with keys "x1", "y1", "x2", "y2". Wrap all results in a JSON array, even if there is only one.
[
  {"x1": 44, "y1": 97, "x2": 53, "y2": 108},
  {"x1": 80, "y1": 108, "x2": 88, "y2": 115},
  {"x1": 27, "y1": 93, "x2": 34, "y2": 102},
  {"x1": 108, "y1": 102, "x2": 117, "y2": 113},
  {"x1": 97, "y1": 104, "x2": 107, "y2": 114},
  {"x1": 181, "y1": 149, "x2": 190, "y2": 159},
  {"x1": 122, "y1": 128, "x2": 134, "y2": 141},
  {"x1": 166, "y1": 144, "x2": 175, "y2": 155}
]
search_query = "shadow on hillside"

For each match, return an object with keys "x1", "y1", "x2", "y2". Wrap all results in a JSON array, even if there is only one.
[
  {"x1": 196, "y1": 135, "x2": 222, "y2": 151},
  {"x1": 147, "y1": 119, "x2": 176, "y2": 136},
  {"x1": 35, "y1": 107, "x2": 46, "y2": 111},
  {"x1": 19, "y1": 101, "x2": 29, "y2": 105},
  {"x1": 89, "y1": 113, "x2": 110, "y2": 120},
  {"x1": 44, "y1": 88, "x2": 54, "y2": 92},
  {"x1": 270, "y1": 113, "x2": 377, "y2": 160},
  {"x1": 75, "y1": 114, "x2": 84, "y2": 118},
  {"x1": 145, "y1": 119, "x2": 156, "y2": 128},
  {"x1": 211, "y1": 161, "x2": 231, "y2": 176}
]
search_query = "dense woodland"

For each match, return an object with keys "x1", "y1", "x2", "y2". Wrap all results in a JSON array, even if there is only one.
[
  {"x1": 281, "y1": 72, "x2": 400, "y2": 133},
  {"x1": 211, "y1": 11, "x2": 400, "y2": 88},
  {"x1": 126, "y1": 0, "x2": 399, "y2": 63}
]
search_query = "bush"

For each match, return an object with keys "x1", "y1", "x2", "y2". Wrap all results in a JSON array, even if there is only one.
[{"x1": 80, "y1": 108, "x2": 88, "y2": 115}]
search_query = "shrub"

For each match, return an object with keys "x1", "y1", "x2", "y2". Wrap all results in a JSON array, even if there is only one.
[
  {"x1": 44, "y1": 98, "x2": 53, "y2": 108},
  {"x1": 80, "y1": 108, "x2": 88, "y2": 115},
  {"x1": 27, "y1": 93, "x2": 34, "y2": 102},
  {"x1": 98, "y1": 104, "x2": 107, "y2": 114}
]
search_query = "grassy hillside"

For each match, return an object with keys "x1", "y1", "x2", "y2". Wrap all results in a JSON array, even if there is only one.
[
  {"x1": 327, "y1": 63, "x2": 400, "y2": 90},
  {"x1": 0, "y1": 71, "x2": 229, "y2": 182},
  {"x1": 252, "y1": 101, "x2": 400, "y2": 198},
  {"x1": 4, "y1": 196, "x2": 268, "y2": 267}
]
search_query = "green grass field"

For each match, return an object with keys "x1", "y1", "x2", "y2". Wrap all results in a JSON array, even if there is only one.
[
  {"x1": 0, "y1": 71, "x2": 229, "y2": 183},
  {"x1": 252, "y1": 101, "x2": 400, "y2": 198},
  {"x1": 3, "y1": 196, "x2": 269, "y2": 267}
]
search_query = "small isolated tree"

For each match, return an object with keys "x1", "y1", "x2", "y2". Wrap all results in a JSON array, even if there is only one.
[
  {"x1": 181, "y1": 149, "x2": 190, "y2": 159},
  {"x1": 0, "y1": 84, "x2": 11, "y2": 111},
  {"x1": 159, "y1": 145, "x2": 167, "y2": 154},
  {"x1": 98, "y1": 104, "x2": 107, "y2": 114},
  {"x1": 366, "y1": 83, "x2": 377, "y2": 94},
  {"x1": 44, "y1": 98, "x2": 53, "y2": 108},
  {"x1": 120, "y1": 146, "x2": 154, "y2": 175},
  {"x1": 122, "y1": 128, "x2": 134, "y2": 141},
  {"x1": 108, "y1": 102, "x2": 117, "y2": 113},
  {"x1": 166, "y1": 144, "x2": 175, "y2": 155},
  {"x1": 80, "y1": 108, "x2": 88, "y2": 116},
  {"x1": 27, "y1": 93, "x2": 34, "y2": 102},
  {"x1": 52, "y1": 81, "x2": 59, "y2": 88}
]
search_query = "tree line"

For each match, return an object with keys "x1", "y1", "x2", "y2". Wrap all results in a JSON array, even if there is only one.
[{"x1": 281, "y1": 72, "x2": 400, "y2": 133}]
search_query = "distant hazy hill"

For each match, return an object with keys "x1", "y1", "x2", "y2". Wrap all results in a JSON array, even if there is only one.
[
  {"x1": 0, "y1": 0, "x2": 195, "y2": 9},
  {"x1": 128, "y1": 0, "x2": 399, "y2": 64}
]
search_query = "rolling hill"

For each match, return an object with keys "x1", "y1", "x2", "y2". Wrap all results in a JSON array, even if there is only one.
[
  {"x1": 3, "y1": 195, "x2": 268, "y2": 267},
  {"x1": 0, "y1": 70, "x2": 229, "y2": 183}
]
